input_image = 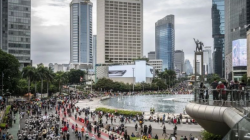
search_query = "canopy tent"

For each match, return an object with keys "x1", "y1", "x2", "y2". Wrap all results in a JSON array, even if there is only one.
[{"x1": 24, "y1": 93, "x2": 33, "y2": 97}]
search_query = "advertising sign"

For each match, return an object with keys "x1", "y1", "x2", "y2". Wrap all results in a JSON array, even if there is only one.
[
  {"x1": 108, "y1": 61, "x2": 154, "y2": 83},
  {"x1": 232, "y1": 39, "x2": 247, "y2": 67}
]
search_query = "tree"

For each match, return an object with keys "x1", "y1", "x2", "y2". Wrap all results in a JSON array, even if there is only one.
[
  {"x1": 22, "y1": 66, "x2": 35, "y2": 93},
  {"x1": 32, "y1": 68, "x2": 40, "y2": 94},
  {"x1": 68, "y1": 69, "x2": 85, "y2": 84},
  {"x1": 16, "y1": 79, "x2": 28, "y2": 95},
  {"x1": 37, "y1": 64, "x2": 48, "y2": 95},
  {"x1": 45, "y1": 67, "x2": 54, "y2": 95},
  {"x1": 55, "y1": 71, "x2": 65, "y2": 95},
  {"x1": 206, "y1": 74, "x2": 220, "y2": 84},
  {"x1": 0, "y1": 49, "x2": 20, "y2": 95},
  {"x1": 95, "y1": 78, "x2": 114, "y2": 91}
]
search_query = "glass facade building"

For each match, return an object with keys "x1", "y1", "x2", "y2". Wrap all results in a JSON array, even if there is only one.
[
  {"x1": 0, "y1": 0, "x2": 31, "y2": 68},
  {"x1": 155, "y1": 15, "x2": 175, "y2": 71},
  {"x1": 224, "y1": 0, "x2": 250, "y2": 80},
  {"x1": 212, "y1": 0, "x2": 225, "y2": 78},
  {"x1": 70, "y1": 0, "x2": 93, "y2": 64},
  {"x1": 92, "y1": 35, "x2": 96, "y2": 70}
]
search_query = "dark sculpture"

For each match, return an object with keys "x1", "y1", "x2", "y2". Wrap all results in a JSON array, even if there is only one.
[{"x1": 193, "y1": 38, "x2": 204, "y2": 52}]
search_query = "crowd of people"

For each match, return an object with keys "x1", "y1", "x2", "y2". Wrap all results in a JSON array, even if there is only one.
[
  {"x1": 0, "y1": 90, "x2": 203, "y2": 140},
  {"x1": 171, "y1": 82, "x2": 190, "y2": 95},
  {"x1": 198, "y1": 79, "x2": 248, "y2": 104}
]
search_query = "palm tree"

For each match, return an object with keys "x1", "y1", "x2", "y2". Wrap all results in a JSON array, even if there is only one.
[
  {"x1": 37, "y1": 64, "x2": 47, "y2": 96},
  {"x1": 22, "y1": 66, "x2": 35, "y2": 93},
  {"x1": 55, "y1": 71, "x2": 65, "y2": 95},
  {"x1": 45, "y1": 68, "x2": 54, "y2": 96},
  {"x1": 32, "y1": 68, "x2": 40, "y2": 94}
]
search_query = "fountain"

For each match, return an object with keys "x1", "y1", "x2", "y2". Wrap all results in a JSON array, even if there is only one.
[{"x1": 101, "y1": 94, "x2": 193, "y2": 113}]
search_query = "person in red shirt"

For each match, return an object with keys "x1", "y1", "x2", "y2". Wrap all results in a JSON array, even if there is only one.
[{"x1": 217, "y1": 81, "x2": 226, "y2": 102}]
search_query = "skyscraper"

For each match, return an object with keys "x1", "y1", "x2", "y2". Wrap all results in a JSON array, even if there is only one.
[
  {"x1": 225, "y1": 0, "x2": 250, "y2": 80},
  {"x1": 97, "y1": 0, "x2": 143, "y2": 64},
  {"x1": 93, "y1": 35, "x2": 97, "y2": 70},
  {"x1": 0, "y1": 0, "x2": 31, "y2": 68},
  {"x1": 148, "y1": 51, "x2": 155, "y2": 60},
  {"x1": 203, "y1": 46, "x2": 213, "y2": 74},
  {"x1": 211, "y1": 0, "x2": 225, "y2": 78},
  {"x1": 184, "y1": 59, "x2": 193, "y2": 75},
  {"x1": 155, "y1": 15, "x2": 175, "y2": 71},
  {"x1": 174, "y1": 50, "x2": 184, "y2": 73},
  {"x1": 70, "y1": 0, "x2": 93, "y2": 64}
]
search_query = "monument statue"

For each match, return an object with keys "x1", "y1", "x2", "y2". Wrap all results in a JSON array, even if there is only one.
[{"x1": 193, "y1": 38, "x2": 203, "y2": 52}]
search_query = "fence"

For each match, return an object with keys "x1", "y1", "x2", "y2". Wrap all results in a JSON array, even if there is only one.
[{"x1": 193, "y1": 88, "x2": 250, "y2": 114}]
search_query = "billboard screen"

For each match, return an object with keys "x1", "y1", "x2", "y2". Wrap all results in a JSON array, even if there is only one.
[
  {"x1": 108, "y1": 61, "x2": 153, "y2": 83},
  {"x1": 232, "y1": 39, "x2": 247, "y2": 67},
  {"x1": 109, "y1": 65, "x2": 134, "y2": 77}
]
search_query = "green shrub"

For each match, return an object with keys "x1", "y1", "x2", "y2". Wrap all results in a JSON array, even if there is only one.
[
  {"x1": 130, "y1": 137, "x2": 160, "y2": 140},
  {"x1": 201, "y1": 131, "x2": 222, "y2": 140},
  {"x1": 5, "y1": 105, "x2": 11, "y2": 115},
  {"x1": 95, "y1": 107, "x2": 142, "y2": 116},
  {"x1": 0, "y1": 123, "x2": 6, "y2": 128},
  {"x1": 3, "y1": 105, "x2": 11, "y2": 123}
]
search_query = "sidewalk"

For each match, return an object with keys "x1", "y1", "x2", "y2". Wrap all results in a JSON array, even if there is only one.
[{"x1": 9, "y1": 113, "x2": 20, "y2": 140}]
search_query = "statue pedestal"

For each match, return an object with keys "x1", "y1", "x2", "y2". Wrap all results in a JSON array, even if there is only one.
[{"x1": 194, "y1": 51, "x2": 204, "y2": 102}]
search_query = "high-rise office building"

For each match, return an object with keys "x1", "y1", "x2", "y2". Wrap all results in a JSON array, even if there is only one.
[
  {"x1": 70, "y1": 0, "x2": 93, "y2": 64},
  {"x1": 155, "y1": 15, "x2": 175, "y2": 71},
  {"x1": 174, "y1": 50, "x2": 184, "y2": 73},
  {"x1": 148, "y1": 51, "x2": 155, "y2": 60},
  {"x1": 0, "y1": 0, "x2": 31, "y2": 68},
  {"x1": 97, "y1": 0, "x2": 143, "y2": 64},
  {"x1": 203, "y1": 46, "x2": 213, "y2": 75},
  {"x1": 211, "y1": 0, "x2": 225, "y2": 78},
  {"x1": 184, "y1": 59, "x2": 193, "y2": 75},
  {"x1": 93, "y1": 35, "x2": 97, "y2": 70},
  {"x1": 196, "y1": 60, "x2": 201, "y2": 75},
  {"x1": 225, "y1": 0, "x2": 250, "y2": 80}
]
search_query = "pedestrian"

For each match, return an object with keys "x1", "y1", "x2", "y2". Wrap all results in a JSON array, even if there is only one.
[
  {"x1": 135, "y1": 123, "x2": 138, "y2": 131},
  {"x1": 63, "y1": 134, "x2": 66, "y2": 140},
  {"x1": 13, "y1": 116, "x2": 16, "y2": 124},
  {"x1": 72, "y1": 124, "x2": 75, "y2": 132},
  {"x1": 66, "y1": 131, "x2": 70, "y2": 140},
  {"x1": 162, "y1": 125, "x2": 166, "y2": 136},
  {"x1": 78, "y1": 132, "x2": 81, "y2": 140},
  {"x1": 211, "y1": 79, "x2": 218, "y2": 101},
  {"x1": 217, "y1": 81, "x2": 226, "y2": 104},
  {"x1": 81, "y1": 127, "x2": 85, "y2": 136}
]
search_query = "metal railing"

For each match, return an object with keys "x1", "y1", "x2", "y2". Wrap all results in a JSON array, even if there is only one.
[{"x1": 193, "y1": 88, "x2": 250, "y2": 114}]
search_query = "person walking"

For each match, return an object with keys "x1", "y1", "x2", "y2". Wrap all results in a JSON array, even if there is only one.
[
  {"x1": 135, "y1": 123, "x2": 138, "y2": 131},
  {"x1": 162, "y1": 125, "x2": 166, "y2": 136},
  {"x1": 66, "y1": 131, "x2": 70, "y2": 140},
  {"x1": 78, "y1": 132, "x2": 81, "y2": 140},
  {"x1": 81, "y1": 127, "x2": 85, "y2": 137}
]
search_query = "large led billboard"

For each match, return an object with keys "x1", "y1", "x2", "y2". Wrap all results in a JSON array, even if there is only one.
[
  {"x1": 232, "y1": 39, "x2": 247, "y2": 67},
  {"x1": 108, "y1": 61, "x2": 153, "y2": 83}
]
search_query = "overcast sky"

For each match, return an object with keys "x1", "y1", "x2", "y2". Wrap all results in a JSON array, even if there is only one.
[{"x1": 31, "y1": 0, "x2": 213, "y2": 67}]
